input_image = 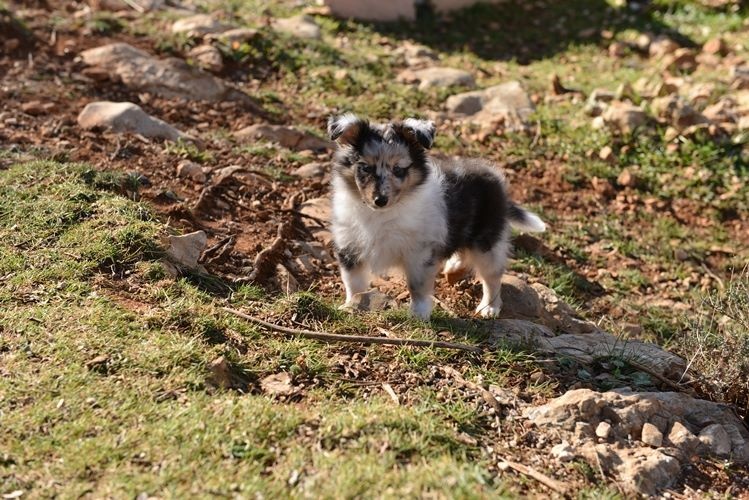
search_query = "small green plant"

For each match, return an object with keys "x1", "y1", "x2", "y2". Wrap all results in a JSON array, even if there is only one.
[{"x1": 164, "y1": 139, "x2": 214, "y2": 163}]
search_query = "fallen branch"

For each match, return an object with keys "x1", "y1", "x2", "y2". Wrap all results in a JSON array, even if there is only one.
[
  {"x1": 223, "y1": 307, "x2": 481, "y2": 353},
  {"x1": 498, "y1": 457, "x2": 569, "y2": 496}
]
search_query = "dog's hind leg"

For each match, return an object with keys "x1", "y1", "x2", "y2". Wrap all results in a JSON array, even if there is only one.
[{"x1": 470, "y1": 231, "x2": 511, "y2": 318}]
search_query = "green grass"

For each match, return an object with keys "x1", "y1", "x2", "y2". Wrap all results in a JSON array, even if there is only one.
[{"x1": 0, "y1": 161, "x2": 541, "y2": 497}]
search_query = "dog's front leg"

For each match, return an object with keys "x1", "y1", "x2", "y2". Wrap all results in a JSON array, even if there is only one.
[
  {"x1": 340, "y1": 264, "x2": 370, "y2": 306},
  {"x1": 404, "y1": 250, "x2": 440, "y2": 321}
]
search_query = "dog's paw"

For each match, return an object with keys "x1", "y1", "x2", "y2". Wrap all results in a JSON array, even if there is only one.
[
  {"x1": 410, "y1": 298, "x2": 433, "y2": 321},
  {"x1": 476, "y1": 301, "x2": 502, "y2": 318}
]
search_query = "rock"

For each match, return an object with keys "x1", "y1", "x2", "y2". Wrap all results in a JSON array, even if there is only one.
[
  {"x1": 323, "y1": 0, "x2": 416, "y2": 21},
  {"x1": 211, "y1": 28, "x2": 259, "y2": 44},
  {"x1": 649, "y1": 36, "x2": 679, "y2": 58},
  {"x1": 634, "y1": 32, "x2": 654, "y2": 53},
  {"x1": 530, "y1": 283, "x2": 597, "y2": 334},
  {"x1": 687, "y1": 82, "x2": 715, "y2": 106},
  {"x1": 730, "y1": 65, "x2": 749, "y2": 89},
  {"x1": 702, "y1": 37, "x2": 727, "y2": 56},
  {"x1": 650, "y1": 96, "x2": 706, "y2": 130},
  {"x1": 299, "y1": 197, "x2": 332, "y2": 244},
  {"x1": 187, "y1": 44, "x2": 223, "y2": 73},
  {"x1": 663, "y1": 48, "x2": 698, "y2": 73},
  {"x1": 260, "y1": 372, "x2": 297, "y2": 396},
  {"x1": 234, "y1": 124, "x2": 332, "y2": 152},
  {"x1": 584, "y1": 88, "x2": 615, "y2": 116},
  {"x1": 525, "y1": 388, "x2": 749, "y2": 494},
  {"x1": 598, "y1": 145, "x2": 614, "y2": 162},
  {"x1": 447, "y1": 81, "x2": 534, "y2": 132},
  {"x1": 272, "y1": 15, "x2": 321, "y2": 40},
  {"x1": 394, "y1": 41, "x2": 438, "y2": 68},
  {"x1": 616, "y1": 169, "x2": 639, "y2": 188},
  {"x1": 21, "y1": 100, "x2": 56, "y2": 115},
  {"x1": 497, "y1": 275, "x2": 544, "y2": 320},
  {"x1": 172, "y1": 14, "x2": 229, "y2": 36},
  {"x1": 551, "y1": 441, "x2": 575, "y2": 462},
  {"x1": 275, "y1": 264, "x2": 299, "y2": 294},
  {"x1": 79, "y1": 43, "x2": 255, "y2": 105},
  {"x1": 347, "y1": 289, "x2": 395, "y2": 312},
  {"x1": 398, "y1": 67, "x2": 476, "y2": 90},
  {"x1": 77, "y1": 101, "x2": 188, "y2": 142},
  {"x1": 641, "y1": 422, "x2": 663, "y2": 447},
  {"x1": 166, "y1": 230, "x2": 207, "y2": 269},
  {"x1": 738, "y1": 115, "x2": 749, "y2": 131},
  {"x1": 176, "y1": 160, "x2": 206, "y2": 183},
  {"x1": 293, "y1": 162, "x2": 326, "y2": 178},
  {"x1": 699, "y1": 424, "x2": 732, "y2": 456},
  {"x1": 668, "y1": 421, "x2": 701, "y2": 453},
  {"x1": 596, "y1": 421, "x2": 612, "y2": 439},
  {"x1": 608, "y1": 41, "x2": 628, "y2": 58},
  {"x1": 591, "y1": 444, "x2": 680, "y2": 496},
  {"x1": 601, "y1": 101, "x2": 648, "y2": 133}
]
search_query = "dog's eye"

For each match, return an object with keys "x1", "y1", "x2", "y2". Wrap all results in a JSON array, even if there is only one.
[
  {"x1": 358, "y1": 163, "x2": 375, "y2": 174},
  {"x1": 392, "y1": 166, "x2": 408, "y2": 178}
]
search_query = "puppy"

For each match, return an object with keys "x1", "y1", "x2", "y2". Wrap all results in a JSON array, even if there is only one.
[{"x1": 328, "y1": 113, "x2": 545, "y2": 320}]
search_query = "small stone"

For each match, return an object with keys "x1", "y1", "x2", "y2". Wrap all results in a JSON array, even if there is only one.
[
  {"x1": 172, "y1": 14, "x2": 228, "y2": 36},
  {"x1": 77, "y1": 101, "x2": 188, "y2": 142},
  {"x1": 667, "y1": 421, "x2": 700, "y2": 453},
  {"x1": 608, "y1": 41, "x2": 628, "y2": 58},
  {"x1": 188, "y1": 44, "x2": 223, "y2": 73},
  {"x1": 702, "y1": 37, "x2": 727, "y2": 56},
  {"x1": 347, "y1": 289, "x2": 395, "y2": 312},
  {"x1": 622, "y1": 323, "x2": 643, "y2": 337},
  {"x1": 272, "y1": 15, "x2": 321, "y2": 40},
  {"x1": 598, "y1": 145, "x2": 614, "y2": 162},
  {"x1": 176, "y1": 160, "x2": 207, "y2": 183},
  {"x1": 596, "y1": 421, "x2": 612, "y2": 439},
  {"x1": 293, "y1": 162, "x2": 326, "y2": 179},
  {"x1": 275, "y1": 264, "x2": 299, "y2": 294},
  {"x1": 21, "y1": 100, "x2": 55, "y2": 116},
  {"x1": 663, "y1": 48, "x2": 698, "y2": 73},
  {"x1": 602, "y1": 101, "x2": 648, "y2": 133},
  {"x1": 212, "y1": 28, "x2": 259, "y2": 44},
  {"x1": 664, "y1": 126, "x2": 679, "y2": 142},
  {"x1": 642, "y1": 422, "x2": 664, "y2": 447},
  {"x1": 234, "y1": 124, "x2": 332, "y2": 152},
  {"x1": 551, "y1": 441, "x2": 575, "y2": 462},
  {"x1": 634, "y1": 32, "x2": 654, "y2": 52},
  {"x1": 649, "y1": 36, "x2": 679, "y2": 58},
  {"x1": 166, "y1": 230, "x2": 207, "y2": 269},
  {"x1": 260, "y1": 372, "x2": 296, "y2": 396},
  {"x1": 617, "y1": 169, "x2": 638, "y2": 188},
  {"x1": 398, "y1": 67, "x2": 475, "y2": 90},
  {"x1": 699, "y1": 424, "x2": 731, "y2": 456}
]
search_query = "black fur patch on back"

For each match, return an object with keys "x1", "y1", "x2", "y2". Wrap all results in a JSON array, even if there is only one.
[{"x1": 436, "y1": 157, "x2": 509, "y2": 256}]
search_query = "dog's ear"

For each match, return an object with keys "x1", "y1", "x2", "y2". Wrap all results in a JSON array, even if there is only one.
[
  {"x1": 328, "y1": 113, "x2": 368, "y2": 146},
  {"x1": 401, "y1": 118, "x2": 436, "y2": 149}
]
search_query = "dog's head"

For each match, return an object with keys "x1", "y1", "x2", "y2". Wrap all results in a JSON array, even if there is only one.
[{"x1": 328, "y1": 114, "x2": 435, "y2": 210}]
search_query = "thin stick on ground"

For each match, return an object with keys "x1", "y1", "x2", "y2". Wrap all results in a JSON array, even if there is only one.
[
  {"x1": 223, "y1": 307, "x2": 482, "y2": 353},
  {"x1": 497, "y1": 457, "x2": 569, "y2": 496}
]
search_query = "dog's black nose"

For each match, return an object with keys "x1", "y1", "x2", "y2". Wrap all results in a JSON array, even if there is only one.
[{"x1": 373, "y1": 195, "x2": 388, "y2": 207}]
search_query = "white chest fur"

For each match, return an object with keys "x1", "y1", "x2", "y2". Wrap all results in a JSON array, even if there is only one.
[{"x1": 331, "y1": 170, "x2": 447, "y2": 274}]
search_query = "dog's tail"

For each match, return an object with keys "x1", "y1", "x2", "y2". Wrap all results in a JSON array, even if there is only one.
[{"x1": 508, "y1": 203, "x2": 546, "y2": 233}]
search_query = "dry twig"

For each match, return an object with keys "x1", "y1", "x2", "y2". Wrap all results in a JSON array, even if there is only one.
[
  {"x1": 497, "y1": 457, "x2": 569, "y2": 496},
  {"x1": 223, "y1": 307, "x2": 482, "y2": 353}
]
